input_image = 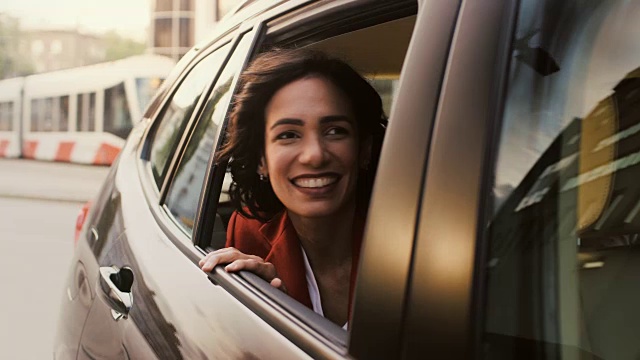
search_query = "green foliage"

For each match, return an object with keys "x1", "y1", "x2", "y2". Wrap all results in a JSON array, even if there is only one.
[
  {"x1": 0, "y1": 15, "x2": 34, "y2": 79},
  {"x1": 104, "y1": 31, "x2": 146, "y2": 61}
]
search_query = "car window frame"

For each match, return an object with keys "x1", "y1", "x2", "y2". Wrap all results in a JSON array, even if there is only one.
[{"x1": 397, "y1": 0, "x2": 517, "y2": 358}]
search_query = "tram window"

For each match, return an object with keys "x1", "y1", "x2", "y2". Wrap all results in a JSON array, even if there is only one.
[
  {"x1": 165, "y1": 34, "x2": 252, "y2": 236},
  {"x1": 0, "y1": 102, "x2": 13, "y2": 131},
  {"x1": 149, "y1": 43, "x2": 230, "y2": 188},
  {"x1": 104, "y1": 83, "x2": 132, "y2": 139},
  {"x1": 76, "y1": 93, "x2": 96, "y2": 132},
  {"x1": 30, "y1": 98, "x2": 48, "y2": 132},
  {"x1": 59, "y1": 96, "x2": 69, "y2": 132},
  {"x1": 42, "y1": 98, "x2": 53, "y2": 132}
]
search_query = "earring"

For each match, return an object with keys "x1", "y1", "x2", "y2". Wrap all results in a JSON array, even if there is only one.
[{"x1": 259, "y1": 173, "x2": 268, "y2": 181}]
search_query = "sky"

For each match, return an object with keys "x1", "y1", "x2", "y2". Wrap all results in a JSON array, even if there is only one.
[{"x1": 0, "y1": 0, "x2": 151, "y2": 41}]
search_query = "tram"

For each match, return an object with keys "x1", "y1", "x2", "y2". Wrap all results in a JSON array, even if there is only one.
[{"x1": 0, "y1": 54, "x2": 175, "y2": 165}]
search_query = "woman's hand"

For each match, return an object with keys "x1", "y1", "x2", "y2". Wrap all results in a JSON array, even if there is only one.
[{"x1": 199, "y1": 247, "x2": 287, "y2": 292}]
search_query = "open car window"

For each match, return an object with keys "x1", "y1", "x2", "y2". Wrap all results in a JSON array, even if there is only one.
[{"x1": 197, "y1": 3, "x2": 420, "y2": 352}]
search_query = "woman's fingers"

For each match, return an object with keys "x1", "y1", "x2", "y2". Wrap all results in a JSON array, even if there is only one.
[
  {"x1": 270, "y1": 277, "x2": 288, "y2": 294},
  {"x1": 225, "y1": 259, "x2": 277, "y2": 282},
  {"x1": 199, "y1": 247, "x2": 263, "y2": 272},
  {"x1": 200, "y1": 248, "x2": 285, "y2": 293}
]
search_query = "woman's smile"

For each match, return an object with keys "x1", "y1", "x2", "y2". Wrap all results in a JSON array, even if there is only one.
[{"x1": 291, "y1": 173, "x2": 340, "y2": 189}]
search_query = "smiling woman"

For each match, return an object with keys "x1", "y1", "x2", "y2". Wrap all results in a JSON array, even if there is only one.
[{"x1": 198, "y1": 48, "x2": 387, "y2": 327}]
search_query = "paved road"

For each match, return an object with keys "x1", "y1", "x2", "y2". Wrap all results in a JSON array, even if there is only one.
[
  {"x1": 0, "y1": 158, "x2": 110, "y2": 203},
  {"x1": 0, "y1": 159, "x2": 110, "y2": 359}
]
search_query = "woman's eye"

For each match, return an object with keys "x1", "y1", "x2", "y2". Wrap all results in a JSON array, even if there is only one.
[
  {"x1": 326, "y1": 127, "x2": 350, "y2": 138},
  {"x1": 276, "y1": 131, "x2": 299, "y2": 140}
]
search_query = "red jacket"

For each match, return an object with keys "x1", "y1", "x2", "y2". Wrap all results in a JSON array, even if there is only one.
[{"x1": 225, "y1": 210, "x2": 363, "y2": 312}]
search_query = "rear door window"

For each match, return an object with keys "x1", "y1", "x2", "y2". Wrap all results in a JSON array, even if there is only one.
[
  {"x1": 164, "y1": 34, "x2": 254, "y2": 235},
  {"x1": 148, "y1": 47, "x2": 230, "y2": 188}
]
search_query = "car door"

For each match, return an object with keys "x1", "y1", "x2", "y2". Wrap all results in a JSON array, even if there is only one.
[{"x1": 73, "y1": 28, "x2": 260, "y2": 359}]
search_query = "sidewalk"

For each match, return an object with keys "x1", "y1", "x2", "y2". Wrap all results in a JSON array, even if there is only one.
[{"x1": 0, "y1": 158, "x2": 111, "y2": 203}]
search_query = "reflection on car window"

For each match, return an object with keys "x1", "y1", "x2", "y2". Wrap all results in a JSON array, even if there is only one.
[
  {"x1": 165, "y1": 35, "x2": 252, "y2": 236},
  {"x1": 484, "y1": 1, "x2": 640, "y2": 359},
  {"x1": 149, "y1": 47, "x2": 229, "y2": 188}
]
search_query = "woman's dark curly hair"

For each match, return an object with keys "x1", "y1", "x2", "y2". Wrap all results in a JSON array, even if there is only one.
[{"x1": 217, "y1": 47, "x2": 387, "y2": 221}]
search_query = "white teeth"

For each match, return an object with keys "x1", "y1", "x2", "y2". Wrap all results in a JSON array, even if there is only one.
[{"x1": 294, "y1": 177, "x2": 337, "y2": 188}]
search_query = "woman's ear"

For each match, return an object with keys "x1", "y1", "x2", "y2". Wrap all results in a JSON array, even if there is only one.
[
  {"x1": 359, "y1": 136, "x2": 373, "y2": 170},
  {"x1": 257, "y1": 156, "x2": 268, "y2": 177}
]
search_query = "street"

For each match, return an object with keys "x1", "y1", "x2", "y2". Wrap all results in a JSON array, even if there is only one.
[{"x1": 0, "y1": 159, "x2": 109, "y2": 359}]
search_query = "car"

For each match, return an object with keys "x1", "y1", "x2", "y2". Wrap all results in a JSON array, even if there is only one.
[{"x1": 54, "y1": 0, "x2": 640, "y2": 359}]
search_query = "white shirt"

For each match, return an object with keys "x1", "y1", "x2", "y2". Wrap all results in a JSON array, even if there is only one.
[{"x1": 301, "y1": 246, "x2": 349, "y2": 330}]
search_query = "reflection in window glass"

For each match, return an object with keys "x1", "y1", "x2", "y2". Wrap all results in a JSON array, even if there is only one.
[
  {"x1": 484, "y1": 1, "x2": 640, "y2": 360},
  {"x1": 370, "y1": 77, "x2": 400, "y2": 118},
  {"x1": 104, "y1": 83, "x2": 132, "y2": 138},
  {"x1": 136, "y1": 77, "x2": 164, "y2": 114},
  {"x1": 165, "y1": 36, "x2": 251, "y2": 236},
  {"x1": 150, "y1": 44, "x2": 230, "y2": 188}
]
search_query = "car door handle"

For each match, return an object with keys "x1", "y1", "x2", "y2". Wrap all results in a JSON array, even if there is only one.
[{"x1": 98, "y1": 266, "x2": 134, "y2": 321}]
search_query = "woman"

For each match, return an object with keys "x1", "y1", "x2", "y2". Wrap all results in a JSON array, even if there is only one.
[{"x1": 199, "y1": 48, "x2": 386, "y2": 327}]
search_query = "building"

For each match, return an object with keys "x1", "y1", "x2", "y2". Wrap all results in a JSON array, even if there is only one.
[
  {"x1": 151, "y1": 0, "x2": 238, "y2": 61},
  {"x1": 20, "y1": 29, "x2": 107, "y2": 73}
]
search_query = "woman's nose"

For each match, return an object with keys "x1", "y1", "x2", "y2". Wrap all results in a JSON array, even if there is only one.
[{"x1": 298, "y1": 136, "x2": 328, "y2": 167}]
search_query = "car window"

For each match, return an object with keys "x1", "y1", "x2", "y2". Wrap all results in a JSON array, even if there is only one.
[
  {"x1": 483, "y1": 1, "x2": 640, "y2": 359},
  {"x1": 148, "y1": 47, "x2": 229, "y2": 188},
  {"x1": 165, "y1": 35, "x2": 253, "y2": 235}
]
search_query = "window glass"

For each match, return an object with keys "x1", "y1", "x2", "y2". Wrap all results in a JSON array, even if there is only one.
[
  {"x1": 104, "y1": 83, "x2": 132, "y2": 139},
  {"x1": 179, "y1": 0, "x2": 193, "y2": 11},
  {"x1": 156, "y1": 0, "x2": 172, "y2": 12},
  {"x1": 59, "y1": 96, "x2": 69, "y2": 131},
  {"x1": 165, "y1": 35, "x2": 252, "y2": 235},
  {"x1": 136, "y1": 77, "x2": 164, "y2": 114},
  {"x1": 483, "y1": 1, "x2": 640, "y2": 359},
  {"x1": 88, "y1": 93, "x2": 96, "y2": 132},
  {"x1": 0, "y1": 102, "x2": 13, "y2": 131},
  {"x1": 31, "y1": 99, "x2": 40, "y2": 131},
  {"x1": 149, "y1": 44, "x2": 230, "y2": 188},
  {"x1": 154, "y1": 18, "x2": 172, "y2": 48},
  {"x1": 76, "y1": 93, "x2": 96, "y2": 132},
  {"x1": 179, "y1": 18, "x2": 193, "y2": 48},
  {"x1": 42, "y1": 97, "x2": 53, "y2": 132}
]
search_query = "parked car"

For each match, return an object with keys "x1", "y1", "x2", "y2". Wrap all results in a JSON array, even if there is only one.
[{"x1": 54, "y1": 0, "x2": 640, "y2": 359}]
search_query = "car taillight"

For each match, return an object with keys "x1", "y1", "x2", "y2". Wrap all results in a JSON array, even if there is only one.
[{"x1": 74, "y1": 201, "x2": 92, "y2": 247}]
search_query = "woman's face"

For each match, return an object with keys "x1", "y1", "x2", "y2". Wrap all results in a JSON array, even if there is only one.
[{"x1": 260, "y1": 75, "x2": 361, "y2": 219}]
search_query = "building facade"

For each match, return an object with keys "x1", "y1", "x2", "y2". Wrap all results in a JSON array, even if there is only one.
[
  {"x1": 19, "y1": 30, "x2": 106, "y2": 73},
  {"x1": 151, "y1": 0, "x2": 238, "y2": 61}
]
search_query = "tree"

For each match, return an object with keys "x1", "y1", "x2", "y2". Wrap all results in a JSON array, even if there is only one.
[
  {"x1": 0, "y1": 14, "x2": 34, "y2": 79},
  {"x1": 103, "y1": 31, "x2": 146, "y2": 61}
]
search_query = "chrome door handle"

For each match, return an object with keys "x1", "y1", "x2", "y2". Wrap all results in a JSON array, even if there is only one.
[{"x1": 97, "y1": 266, "x2": 134, "y2": 321}]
